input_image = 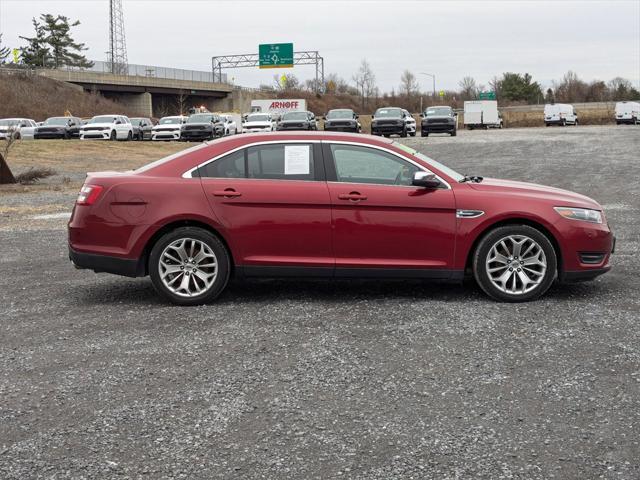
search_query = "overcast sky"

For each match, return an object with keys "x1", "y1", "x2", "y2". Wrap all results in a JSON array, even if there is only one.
[{"x1": 1, "y1": 0, "x2": 639, "y2": 92}]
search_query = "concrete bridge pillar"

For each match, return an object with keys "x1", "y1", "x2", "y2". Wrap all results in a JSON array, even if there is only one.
[{"x1": 126, "y1": 92, "x2": 153, "y2": 117}]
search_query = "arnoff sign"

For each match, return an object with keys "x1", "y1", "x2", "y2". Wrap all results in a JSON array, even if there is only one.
[
  {"x1": 250, "y1": 99, "x2": 307, "y2": 114},
  {"x1": 269, "y1": 101, "x2": 300, "y2": 109}
]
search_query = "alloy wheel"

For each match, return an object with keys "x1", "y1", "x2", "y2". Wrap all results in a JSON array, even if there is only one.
[
  {"x1": 159, "y1": 238, "x2": 218, "y2": 297},
  {"x1": 485, "y1": 234, "x2": 547, "y2": 295}
]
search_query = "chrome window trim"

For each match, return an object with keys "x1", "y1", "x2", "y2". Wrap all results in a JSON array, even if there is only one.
[{"x1": 181, "y1": 138, "x2": 452, "y2": 189}]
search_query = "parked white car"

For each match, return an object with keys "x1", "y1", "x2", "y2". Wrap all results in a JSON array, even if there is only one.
[
  {"x1": 242, "y1": 113, "x2": 276, "y2": 133},
  {"x1": 402, "y1": 109, "x2": 417, "y2": 137},
  {"x1": 615, "y1": 101, "x2": 640, "y2": 125},
  {"x1": 544, "y1": 104, "x2": 578, "y2": 126},
  {"x1": 219, "y1": 114, "x2": 238, "y2": 135},
  {"x1": 80, "y1": 115, "x2": 133, "y2": 140},
  {"x1": 0, "y1": 118, "x2": 37, "y2": 140},
  {"x1": 152, "y1": 116, "x2": 187, "y2": 141}
]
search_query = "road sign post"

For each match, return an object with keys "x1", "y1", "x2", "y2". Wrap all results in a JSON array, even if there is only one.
[{"x1": 259, "y1": 43, "x2": 294, "y2": 69}]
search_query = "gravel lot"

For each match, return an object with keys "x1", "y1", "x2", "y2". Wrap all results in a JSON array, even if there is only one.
[{"x1": 1, "y1": 125, "x2": 639, "y2": 479}]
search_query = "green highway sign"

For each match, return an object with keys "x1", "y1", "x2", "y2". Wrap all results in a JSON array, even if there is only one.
[
  {"x1": 259, "y1": 43, "x2": 294, "y2": 69},
  {"x1": 478, "y1": 91, "x2": 496, "y2": 100}
]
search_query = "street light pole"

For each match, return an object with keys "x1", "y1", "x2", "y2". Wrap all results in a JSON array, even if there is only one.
[{"x1": 420, "y1": 72, "x2": 436, "y2": 97}]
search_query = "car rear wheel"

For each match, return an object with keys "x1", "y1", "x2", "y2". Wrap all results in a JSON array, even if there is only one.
[
  {"x1": 149, "y1": 227, "x2": 231, "y2": 306},
  {"x1": 473, "y1": 225, "x2": 557, "y2": 302}
]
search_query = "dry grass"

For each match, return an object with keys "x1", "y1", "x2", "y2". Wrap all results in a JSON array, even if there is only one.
[
  {"x1": 501, "y1": 108, "x2": 615, "y2": 128},
  {"x1": 15, "y1": 167, "x2": 57, "y2": 184},
  {"x1": 5, "y1": 140, "x2": 185, "y2": 174}
]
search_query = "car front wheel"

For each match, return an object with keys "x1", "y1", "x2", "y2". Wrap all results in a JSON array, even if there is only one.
[
  {"x1": 149, "y1": 227, "x2": 231, "y2": 305},
  {"x1": 473, "y1": 225, "x2": 557, "y2": 302}
]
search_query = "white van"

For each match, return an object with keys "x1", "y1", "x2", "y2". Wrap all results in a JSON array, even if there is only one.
[
  {"x1": 463, "y1": 101, "x2": 502, "y2": 129},
  {"x1": 615, "y1": 101, "x2": 640, "y2": 125},
  {"x1": 544, "y1": 104, "x2": 578, "y2": 126}
]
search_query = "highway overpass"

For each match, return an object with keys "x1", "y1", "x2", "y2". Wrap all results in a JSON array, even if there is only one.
[{"x1": 37, "y1": 61, "x2": 254, "y2": 116}]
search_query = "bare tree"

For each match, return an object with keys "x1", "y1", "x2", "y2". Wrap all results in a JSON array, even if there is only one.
[
  {"x1": 458, "y1": 76, "x2": 478, "y2": 100},
  {"x1": 399, "y1": 70, "x2": 419, "y2": 97},
  {"x1": 352, "y1": 59, "x2": 376, "y2": 109},
  {"x1": 175, "y1": 90, "x2": 188, "y2": 115}
]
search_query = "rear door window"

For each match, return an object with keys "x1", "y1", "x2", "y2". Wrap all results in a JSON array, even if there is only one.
[{"x1": 247, "y1": 144, "x2": 316, "y2": 181}]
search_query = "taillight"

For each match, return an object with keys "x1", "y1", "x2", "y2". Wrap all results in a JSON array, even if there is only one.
[{"x1": 76, "y1": 184, "x2": 103, "y2": 205}]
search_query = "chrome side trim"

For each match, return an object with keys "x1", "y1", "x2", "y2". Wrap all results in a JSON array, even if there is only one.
[{"x1": 456, "y1": 209, "x2": 485, "y2": 218}]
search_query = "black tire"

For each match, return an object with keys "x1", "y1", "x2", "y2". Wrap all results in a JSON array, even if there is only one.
[
  {"x1": 400, "y1": 127, "x2": 408, "y2": 138},
  {"x1": 421, "y1": 131, "x2": 428, "y2": 137},
  {"x1": 450, "y1": 129, "x2": 457, "y2": 137},
  {"x1": 409, "y1": 131, "x2": 416, "y2": 137},
  {"x1": 63, "y1": 131, "x2": 70, "y2": 140},
  {"x1": 149, "y1": 227, "x2": 231, "y2": 306},
  {"x1": 472, "y1": 224, "x2": 557, "y2": 302},
  {"x1": 562, "y1": 119, "x2": 566, "y2": 127},
  {"x1": 126, "y1": 131, "x2": 132, "y2": 141},
  {"x1": 110, "y1": 130, "x2": 117, "y2": 141}
]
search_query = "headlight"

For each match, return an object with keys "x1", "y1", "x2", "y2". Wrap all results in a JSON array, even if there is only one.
[{"x1": 554, "y1": 207, "x2": 603, "y2": 224}]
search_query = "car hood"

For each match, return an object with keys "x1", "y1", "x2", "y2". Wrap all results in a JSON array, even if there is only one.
[
  {"x1": 425, "y1": 115, "x2": 454, "y2": 120},
  {"x1": 36, "y1": 125, "x2": 66, "y2": 130},
  {"x1": 243, "y1": 121, "x2": 272, "y2": 128},
  {"x1": 372, "y1": 117, "x2": 403, "y2": 122},
  {"x1": 184, "y1": 122, "x2": 212, "y2": 127},
  {"x1": 280, "y1": 119, "x2": 309, "y2": 124},
  {"x1": 469, "y1": 178, "x2": 601, "y2": 209}
]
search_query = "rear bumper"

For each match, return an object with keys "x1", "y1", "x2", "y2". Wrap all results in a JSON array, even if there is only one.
[{"x1": 69, "y1": 246, "x2": 143, "y2": 278}]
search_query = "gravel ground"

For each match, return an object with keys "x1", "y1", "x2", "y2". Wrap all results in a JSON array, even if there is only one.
[{"x1": 1, "y1": 125, "x2": 639, "y2": 479}]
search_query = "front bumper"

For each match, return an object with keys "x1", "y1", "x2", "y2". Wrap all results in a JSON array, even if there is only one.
[
  {"x1": 371, "y1": 123, "x2": 404, "y2": 135},
  {"x1": 181, "y1": 129, "x2": 213, "y2": 140},
  {"x1": 422, "y1": 122, "x2": 455, "y2": 132},
  {"x1": 81, "y1": 131, "x2": 110, "y2": 140},
  {"x1": 152, "y1": 130, "x2": 181, "y2": 141},
  {"x1": 34, "y1": 132, "x2": 67, "y2": 139},
  {"x1": 325, "y1": 125, "x2": 358, "y2": 132}
]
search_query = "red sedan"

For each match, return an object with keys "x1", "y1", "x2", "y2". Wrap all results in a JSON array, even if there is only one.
[{"x1": 68, "y1": 132, "x2": 614, "y2": 305}]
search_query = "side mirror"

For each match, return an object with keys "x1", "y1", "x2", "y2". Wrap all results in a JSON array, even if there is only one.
[
  {"x1": 412, "y1": 172, "x2": 442, "y2": 189},
  {"x1": 115, "y1": 120, "x2": 122, "y2": 125},
  {"x1": 355, "y1": 114, "x2": 359, "y2": 119}
]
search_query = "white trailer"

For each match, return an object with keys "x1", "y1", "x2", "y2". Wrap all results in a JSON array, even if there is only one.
[
  {"x1": 463, "y1": 100, "x2": 502, "y2": 129},
  {"x1": 249, "y1": 99, "x2": 307, "y2": 120},
  {"x1": 615, "y1": 101, "x2": 640, "y2": 125},
  {"x1": 544, "y1": 103, "x2": 578, "y2": 126}
]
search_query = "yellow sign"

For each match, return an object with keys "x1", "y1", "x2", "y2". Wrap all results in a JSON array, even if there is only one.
[
  {"x1": 280, "y1": 74, "x2": 287, "y2": 87},
  {"x1": 12, "y1": 48, "x2": 19, "y2": 64},
  {"x1": 439, "y1": 90, "x2": 445, "y2": 97}
]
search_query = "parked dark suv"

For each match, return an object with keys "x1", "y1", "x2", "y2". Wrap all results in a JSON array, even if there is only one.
[
  {"x1": 421, "y1": 106, "x2": 457, "y2": 136},
  {"x1": 34, "y1": 116, "x2": 82, "y2": 139},
  {"x1": 371, "y1": 107, "x2": 408, "y2": 137},
  {"x1": 276, "y1": 111, "x2": 318, "y2": 131},
  {"x1": 181, "y1": 113, "x2": 224, "y2": 141},
  {"x1": 323, "y1": 109, "x2": 361, "y2": 133}
]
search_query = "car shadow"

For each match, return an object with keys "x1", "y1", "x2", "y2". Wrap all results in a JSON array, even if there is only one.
[{"x1": 72, "y1": 274, "x2": 616, "y2": 308}]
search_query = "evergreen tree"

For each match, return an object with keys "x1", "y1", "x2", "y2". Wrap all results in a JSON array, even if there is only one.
[
  {"x1": 0, "y1": 34, "x2": 10, "y2": 64},
  {"x1": 20, "y1": 14, "x2": 93, "y2": 68},
  {"x1": 19, "y1": 18, "x2": 51, "y2": 67}
]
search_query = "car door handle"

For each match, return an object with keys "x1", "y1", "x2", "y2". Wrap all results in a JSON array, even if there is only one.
[
  {"x1": 338, "y1": 192, "x2": 367, "y2": 201},
  {"x1": 212, "y1": 189, "x2": 242, "y2": 198}
]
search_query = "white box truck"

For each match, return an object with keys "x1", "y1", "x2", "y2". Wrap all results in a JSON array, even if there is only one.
[
  {"x1": 615, "y1": 101, "x2": 640, "y2": 125},
  {"x1": 249, "y1": 99, "x2": 307, "y2": 120},
  {"x1": 544, "y1": 104, "x2": 578, "y2": 126},
  {"x1": 463, "y1": 100, "x2": 502, "y2": 129}
]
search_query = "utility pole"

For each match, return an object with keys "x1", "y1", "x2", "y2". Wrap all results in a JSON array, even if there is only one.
[{"x1": 108, "y1": 0, "x2": 128, "y2": 75}]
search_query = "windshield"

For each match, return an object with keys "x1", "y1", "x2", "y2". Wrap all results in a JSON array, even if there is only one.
[
  {"x1": 374, "y1": 108, "x2": 402, "y2": 118},
  {"x1": 135, "y1": 143, "x2": 209, "y2": 174},
  {"x1": 326, "y1": 110, "x2": 353, "y2": 120},
  {"x1": 392, "y1": 142, "x2": 464, "y2": 182},
  {"x1": 425, "y1": 107, "x2": 452, "y2": 116},
  {"x1": 160, "y1": 117, "x2": 182, "y2": 125},
  {"x1": 89, "y1": 116, "x2": 116, "y2": 124},
  {"x1": 0, "y1": 119, "x2": 20, "y2": 127},
  {"x1": 44, "y1": 117, "x2": 69, "y2": 126},
  {"x1": 187, "y1": 114, "x2": 213, "y2": 124},
  {"x1": 246, "y1": 114, "x2": 270, "y2": 123},
  {"x1": 282, "y1": 112, "x2": 308, "y2": 121},
  {"x1": 130, "y1": 118, "x2": 143, "y2": 126}
]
